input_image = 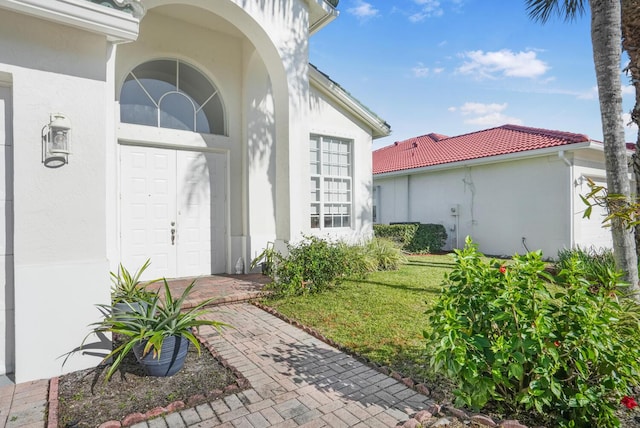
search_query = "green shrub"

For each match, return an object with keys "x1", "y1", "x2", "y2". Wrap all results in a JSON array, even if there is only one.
[
  {"x1": 363, "y1": 237, "x2": 407, "y2": 271},
  {"x1": 269, "y1": 236, "x2": 367, "y2": 296},
  {"x1": 426, "y1": 237, "x2": 640, "y2": 427},
  {"x1": 556, "y1": 247, "x2": 616, "y2": 289},
  {"x1": 406, "y1": 224, "x2": 447, "y2": 253},
  {"x1": 373, "y1": 223, "x2": 418, "y2": 248},
  {"x1": 373, "y1": 223, "x2": 447, "y2": 253}
]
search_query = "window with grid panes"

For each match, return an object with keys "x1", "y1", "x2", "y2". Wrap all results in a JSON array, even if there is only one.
[{"x1": 310, "y1": 135, "x2": 353, "y2": 229}]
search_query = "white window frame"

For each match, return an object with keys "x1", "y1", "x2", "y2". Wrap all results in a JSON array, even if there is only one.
[
  {"x1": 310, "y1": 134, "x2": 353, "y2": 230},
  {"x1": 120, "y1": 59, "x2": 226, "y2": 135}
]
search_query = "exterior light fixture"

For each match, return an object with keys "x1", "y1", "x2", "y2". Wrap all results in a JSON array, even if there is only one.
[{"x1": 42, "y1": 113, "x2": 71, "y2": 168}]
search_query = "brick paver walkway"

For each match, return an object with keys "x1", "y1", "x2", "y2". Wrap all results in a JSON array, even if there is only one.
[
  {"x1": 0, "y1": 276, "x2": 435, "y2": 427},
  {"x1": 133, "y1": 303, "x2": 433, "y2": 427},
  {"x1": 0, "y1": 379, "x2": 49, "y2": 428}
]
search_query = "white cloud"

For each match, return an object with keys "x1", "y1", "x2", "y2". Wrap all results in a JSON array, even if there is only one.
[
  {"x1": 453, "y1": 102, "x2": 522, "y2": 127},
  {"x1": 457, "y1": 49, "x2": 549, "y2": 79},
  {"x1": 347, "y1": 0, "x2": 379, "y2": 21},
  {"x1": 411, "y1": 63, "x2": 444, "y2": 77},
  {"x1": 622, "y1": 85, "x2": 635, "y2": 96},
  {"x1": 577, "y1": 84, "x2": 635, "y2": 100},
  {"x1": 577, "y1": 86, "x2": 598, "y2": 100},
  {"x1": 409, "y1": 0, "x2": 443, "y2": 22},
  {"x1": 465, "y1": 113, "x2": 523, "y2": 127},
  {"x1": 623, "y1": 112, "x2": 639, "y2": 142},
  {"x1": 459, "y1": 102, "x2": 507, "y2": 116},
  {"x1": 412, "y1": 63, "x2": 430, "y2": 78}
]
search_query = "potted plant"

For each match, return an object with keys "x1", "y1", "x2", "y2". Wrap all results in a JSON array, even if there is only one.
[
  {"x1": 110, "y1": 259, "x2": 156, "y2": 317},
  {"x1": 89, "y1": 278, "x2": 227, "y2": 380},
  {"x1": 250, "y1": 242, "x2": 278, "y2": 276}
]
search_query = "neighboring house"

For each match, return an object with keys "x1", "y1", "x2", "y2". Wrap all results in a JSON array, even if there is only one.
[
  {"x1": 0, "y1": 0, "x2": 389, "y2": 383},
  {"x1": 373, "y1": 124, "x2": 614, "y2": 258}
]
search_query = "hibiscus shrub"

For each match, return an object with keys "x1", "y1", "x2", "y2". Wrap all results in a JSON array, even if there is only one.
[{"x1": 426, "y1": 237, "x2": 640, "y2": 427}]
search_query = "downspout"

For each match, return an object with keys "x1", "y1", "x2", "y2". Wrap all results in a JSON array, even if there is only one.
[
  {"x1": 407, "y1": 175, "x2": 411, "y2": 222},
  {"x1": 558, "y1": 150, "x2": 574, "y2": 250}
]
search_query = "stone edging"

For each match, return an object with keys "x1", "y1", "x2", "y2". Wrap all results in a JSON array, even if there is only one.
[
  {"x1": 47, "y1": 333, "x2": 250, "y2": 428},
  {"x1": 251, "y1": 301, "x2": 535, "y2": 428}
]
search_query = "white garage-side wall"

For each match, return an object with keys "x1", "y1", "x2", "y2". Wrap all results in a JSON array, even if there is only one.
[
  {"x1": 308, "y1": 86, "x2": 375, "y2": 243},
  {"x1": 0, "y1": 9, "x2": 112, "y2": 382},
  {"x1": 572, "y1": 150, "x2": 614, "y2": 250},
  {"x1": 376, "y1": 154, "x2": 572, "y2": 258}
]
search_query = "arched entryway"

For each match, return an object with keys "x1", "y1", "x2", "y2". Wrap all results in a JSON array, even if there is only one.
[{"x1": 118, "y1": 58, "x2": 228, "y2": 279}]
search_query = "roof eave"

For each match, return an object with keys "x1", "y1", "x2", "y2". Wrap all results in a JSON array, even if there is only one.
[
  {"x1": 0, "y1": 0, "x2": 140, "y2": 43},
  {"x1": 309, "y1": 65, "x2": 391, "y2": 139},
  {"x1": 374, "y1": 140, "x2": 598, "y2": 178},
  {"x1": 307, "y1": 0, "x2": 338, "y2": 35}
]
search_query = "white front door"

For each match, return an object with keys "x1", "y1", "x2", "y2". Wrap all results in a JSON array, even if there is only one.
[
  {"x1": 0, "y1": 86, "x2": 14, "y2": 378},
  {"x1": 120, "y1": 145, "x2": 226, "y2": 280}
]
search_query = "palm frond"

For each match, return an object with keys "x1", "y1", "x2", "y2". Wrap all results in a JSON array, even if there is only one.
[{"x1": 525, "y1": 0, "x2": 586, "y2": 23}]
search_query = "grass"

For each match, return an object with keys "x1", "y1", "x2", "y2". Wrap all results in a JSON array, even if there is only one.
[{"x1": 263, "y1": 254, "x2": 457, "y2": 384}]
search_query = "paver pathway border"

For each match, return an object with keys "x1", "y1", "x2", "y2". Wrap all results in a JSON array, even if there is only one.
[{"x1": 128, "y1": 303, "x2": 435, "y2": 427}]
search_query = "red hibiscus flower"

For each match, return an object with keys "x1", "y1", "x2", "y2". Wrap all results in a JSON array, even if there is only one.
[
  {"x1": 622, "y1": 396, "x2": 638, "y2": 409},
  {"x1": 499, "y1": 266, "x2": 506, "y2": 274},
  {"x1": 553, "y1": 341, "x2": 561, "y2": 347}
]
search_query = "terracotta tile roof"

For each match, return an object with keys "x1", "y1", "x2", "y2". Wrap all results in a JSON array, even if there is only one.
[{"x1": 373, "y1": 124, "x2": 591, "y2": 175}]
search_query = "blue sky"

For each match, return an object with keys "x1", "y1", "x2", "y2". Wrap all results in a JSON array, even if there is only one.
[{"x1": 309, "y1": 0, "x2": 637, "y2": 150}]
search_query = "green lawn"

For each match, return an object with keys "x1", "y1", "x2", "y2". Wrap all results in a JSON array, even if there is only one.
[{"x1": 262, "y1": 254, "x2": 457, "y2": 383}]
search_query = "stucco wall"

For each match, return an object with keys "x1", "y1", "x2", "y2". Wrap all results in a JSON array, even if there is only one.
[
  {"x1": 0, "y1": 9, "x2": 111, "y2": 382},
  {"x1": 375, "y1": 154, "x2": 572, "y2": 258},
  {"x1": 572, "y1": 150, "x2": 613, "y2": 250},
  {"x1": 0, "y1": 0, "x2": 369, "y2": 381},
  {"x1": 244, "y1": 47, "x2": 278, "y2": 263},
  {"x1": 140, "y1": 0, "x2": 313, "y2": 242},
  {"x1": 114, "y1": 2, "x2": 313, "y2": 271},
  {"x1": 308, "y1": 86, "x2": 375, "y2": 243}
]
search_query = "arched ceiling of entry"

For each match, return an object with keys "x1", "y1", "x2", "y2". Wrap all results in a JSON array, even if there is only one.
[
  {"x1": 152, "y1": 4, "x2": 244, "y2": 38},
  {"x1": 142, "y1": 0, "x2": 291, "y2": 130}
]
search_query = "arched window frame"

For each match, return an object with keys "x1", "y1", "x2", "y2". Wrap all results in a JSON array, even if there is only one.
[{"x1": 120, "y1": 58, "x2": 227, "y2": 135}]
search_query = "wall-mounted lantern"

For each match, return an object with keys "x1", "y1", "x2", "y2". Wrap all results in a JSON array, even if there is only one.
[{"x1": 42, "y1": 113, "x2": 71, "y2": 168}]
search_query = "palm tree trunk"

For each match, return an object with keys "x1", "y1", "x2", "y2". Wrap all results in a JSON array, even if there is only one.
[
  {"x1": 590, "y1": 0, "x2": 640, "y2": 298},
  {"x1": 622, "y1": 0, "x2": 640, "y2": 257}
]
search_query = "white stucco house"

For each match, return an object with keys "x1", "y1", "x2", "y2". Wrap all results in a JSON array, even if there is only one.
[
  {"x1": 373, "y1": 124, "x2": 615, "y2": 258},
  {"x1": 0, "y1": 0, "x2": 390, "y2": 383}
]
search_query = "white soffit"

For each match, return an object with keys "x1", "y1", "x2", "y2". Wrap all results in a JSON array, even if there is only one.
[
  {"x1": 0, "y1": 0, "x2": 140, "y2": 43},
  {"x1": 310, "y1": 65, "x2": 391, "y2": 139},
  {"x1": 307, "y1": 0, "x2": 338, "y2": 35}
]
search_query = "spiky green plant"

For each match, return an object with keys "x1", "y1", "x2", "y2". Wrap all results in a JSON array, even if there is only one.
[
  {"x1": 364, "y1": 238, "x2": 407, "y2": 271},
  {"x1": 88, "y1": 278, "x2": 228, "y2": 381},
  {"x1": 110, "y1": 259, "x2": 157, "y2": 304}
]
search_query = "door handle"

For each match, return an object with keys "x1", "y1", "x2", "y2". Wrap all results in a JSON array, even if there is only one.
[{"x1": 171, "y1": 227, "x2": 176, "y2": 245}]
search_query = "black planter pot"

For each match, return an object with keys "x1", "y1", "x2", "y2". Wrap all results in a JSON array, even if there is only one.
[
  {"x1": 133, "y1": 335, "x2": 189, "y2": 377},
  {"x1": 112, "y1": 301, "x2": 148, "y2": 322}
]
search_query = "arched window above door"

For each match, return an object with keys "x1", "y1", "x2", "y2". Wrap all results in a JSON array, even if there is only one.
[{"x1": 120, "y1": 59, "x2": 226, "y2": 135}]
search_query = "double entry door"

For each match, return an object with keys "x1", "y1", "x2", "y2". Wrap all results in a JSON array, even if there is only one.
[{"x1": 120, "y1": 144, "x2": 226, "y2": 280}]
